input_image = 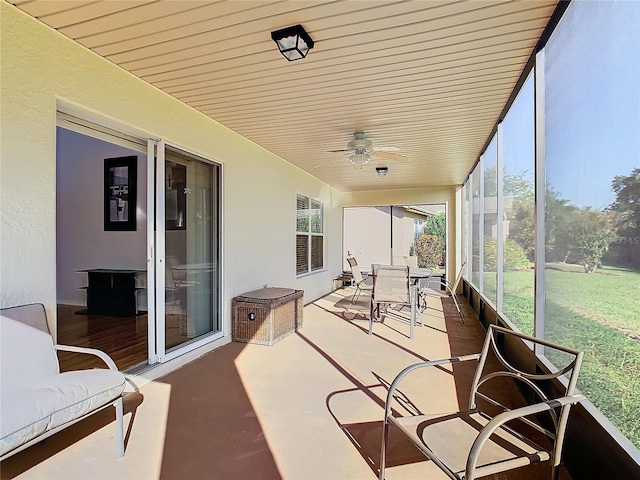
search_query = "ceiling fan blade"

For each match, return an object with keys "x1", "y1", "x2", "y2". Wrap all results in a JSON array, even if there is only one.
[
  {"x1": 327, "y1": 149, "x2": 351, "y2": 153},
  {"x1": 373, "y1": 151, "x2": 408, "y2": 162},
  {"x1": 314, "y1": 159, "x2": 337, "y2": 168},
  {"x1": 373, "y1": 146, "x2": 400, "y2": 152}
]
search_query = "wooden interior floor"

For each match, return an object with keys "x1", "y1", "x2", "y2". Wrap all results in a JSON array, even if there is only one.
[
  {"x1": 56, "y1": 305, "x2": 196, "y2": 372},
  {"x1": 56, "y1": 304, "x2": 149, "y2": 372}
]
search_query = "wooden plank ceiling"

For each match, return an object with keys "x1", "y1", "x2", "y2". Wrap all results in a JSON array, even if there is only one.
[{"x1": 10, "y1": 0, "x2": 558, "y2": 192}]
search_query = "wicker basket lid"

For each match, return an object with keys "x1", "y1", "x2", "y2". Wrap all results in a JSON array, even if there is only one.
[{"x1": 240, "y1": 287, "x2": 296, "y2": 300}]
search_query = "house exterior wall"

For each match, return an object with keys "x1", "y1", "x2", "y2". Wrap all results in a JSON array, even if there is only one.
[
  {"x1": 0, "y1": 3, "x2": 341, "y2": 335},
  {"x1": 343, "y1": 206, "x2": 392, "y2": 270}
]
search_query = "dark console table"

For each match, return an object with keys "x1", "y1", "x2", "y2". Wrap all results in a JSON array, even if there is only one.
[{"x1": 77, "y1": 269, "x2": 146, "y2": 317}]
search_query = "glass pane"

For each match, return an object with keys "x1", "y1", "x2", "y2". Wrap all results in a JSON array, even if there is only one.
[
  {"x1": 311, "y1": 235, "x2": 323, "y2": 270},
  {"x1": 165, "y1": 151, "x2": 219, "y2": 351},
  {"x1": 310, "y1": 199, "x2": 323, "y2": 233},
  {"x1": 296, "y1": 234, "x2": 308, "y2": 274},
  {"x1": 296, "y1": 195, "x2": 309, "y2": 232},
  {"x1": 462, "y1": 183, "x2": 469, "y2": 276},
  {"x1": 483, "y1": 137, "x2": 498, "y2": 305},
  {"x1": 544, "y1": 0, "x2": 640, "y2": 448},
  {"x1": 471, "y1": 166, "x2": 481, "y2": 287},
  {"x1": 501, "y1": 73, "x2": 535, "y2": 335}
]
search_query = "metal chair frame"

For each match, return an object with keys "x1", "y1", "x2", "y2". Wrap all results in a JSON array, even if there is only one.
[
  {"x1": 422, "y1": 261, "x2": 466, "y2": 322},
  {"x1": 380, "y1": 325, "x2": 584, "y2": 480},
  {"x1": 346, "y1": 256, "x2": 372, "y2": 310}
]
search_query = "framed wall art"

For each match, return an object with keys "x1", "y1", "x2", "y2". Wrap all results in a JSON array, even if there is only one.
[{"x1": 104, "y1": 156, "x2": 137, "y2": 231}]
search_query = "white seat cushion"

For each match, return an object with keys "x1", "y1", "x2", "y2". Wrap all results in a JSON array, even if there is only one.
[
  {"x1": 0, "y1": 315, "x2": 59, "y2": 391},
  {"x1": 0, "y1": 369, "x2": 125, "y2": 456},
  {"x1": 47, "y1": 370, "x2": 126, "y2": 429}
]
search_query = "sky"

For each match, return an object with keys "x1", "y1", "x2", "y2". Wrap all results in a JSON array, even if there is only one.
[
  {"x1": 478, "y1": 1, "x2": 639, "y2": 211},
  {"x1": 544, "y1": 0, "x2": 640, "y2": 210}
]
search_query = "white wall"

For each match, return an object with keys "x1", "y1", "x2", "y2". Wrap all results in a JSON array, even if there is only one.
[
  {"x1": 343, "y1": 206, "x2": 392, "y2": 269},
  {"x1": 0, "y1": 4, "x2": 341, "y2": 335},
  {"x1": 56, "y1": 128, "x2": 147, "y2": 305}
]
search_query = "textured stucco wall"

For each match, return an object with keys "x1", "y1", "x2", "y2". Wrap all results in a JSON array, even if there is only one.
[{"x1": 0, "y1": 3, "x2": 341, "y2": 334}]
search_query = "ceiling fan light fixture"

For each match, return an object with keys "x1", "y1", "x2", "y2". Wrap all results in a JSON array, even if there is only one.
[
  {"x1": 271, "y1": 24, "x2": 314, "y2": 61},
  {"x1": 350, "y1": 152, "x2": 371, "y2": 168},
  {"x1": 376, "y1": 166, "x2": 388, "y2": 177}
]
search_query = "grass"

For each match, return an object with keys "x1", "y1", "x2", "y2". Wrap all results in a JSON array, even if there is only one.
[{"x1": 478, "y1": 263, "x2": 640, "y2": 448}]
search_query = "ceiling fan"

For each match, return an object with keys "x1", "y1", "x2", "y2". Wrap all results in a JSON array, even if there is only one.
[{"x1": 317, "y1": 132, "x2": 408, "y2": 168}]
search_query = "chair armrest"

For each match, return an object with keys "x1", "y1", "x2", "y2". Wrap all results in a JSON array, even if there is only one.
[
  {"x1": 425, "y1": 276, "x2": 454, "y2": 292},
  {"x1": 384, "y1": 354, "x2": 482, "y2": 416},
  {"x1": 55, "y1": 344, "x2": 119, "y2": 371},
  {"x1": 465, "y1": 393, "x2": 586, "y2": 479}
]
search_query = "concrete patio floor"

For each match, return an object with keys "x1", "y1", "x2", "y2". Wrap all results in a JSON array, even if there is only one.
[{"x1": 1, "y1": 287, "x2": 566, "y2": 480}]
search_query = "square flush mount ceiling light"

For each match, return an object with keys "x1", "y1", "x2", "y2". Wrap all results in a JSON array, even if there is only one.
[
  {"x1": 376, "y1": 166, "x2": 389, "y2": 177},
  {"x1": 271, "y1": 24, "x2": 314, "y2": 61}
]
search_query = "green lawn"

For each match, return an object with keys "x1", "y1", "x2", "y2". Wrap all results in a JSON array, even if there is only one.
[{"x1": 479, "y1": 263, "x2": 640, "y2": 448}]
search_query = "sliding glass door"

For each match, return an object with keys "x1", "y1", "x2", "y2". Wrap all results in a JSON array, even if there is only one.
[
  {"x1": 56, "y1": 110, "x2": 221, "y2": 368},
  {"x1": 154, "y1": 142, "x2": 221, "y2": 361}
]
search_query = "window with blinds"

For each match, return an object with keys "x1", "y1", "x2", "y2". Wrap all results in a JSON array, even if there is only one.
[{"x1": 296, "y1": 194, "x2": 323, "y2": 274}]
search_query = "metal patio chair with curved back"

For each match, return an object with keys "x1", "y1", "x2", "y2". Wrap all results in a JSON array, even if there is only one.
[
  {"x1": 379, "y1": 324, "x2": 584, "y2": 480},
  {"x1": 369, "y1": 264, "x2": 416, "y2": 339},
  {"x1": 422, "y1": 260, "x2": 467, "y2": 322},
  {"x1": 346, "y1": 256, "x2": 372, "y2": 310}
]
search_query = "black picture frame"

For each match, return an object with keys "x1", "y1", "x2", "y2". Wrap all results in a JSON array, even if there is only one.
[{"x1": 104, "y1": 156, "x2": 137, "y2": 231}]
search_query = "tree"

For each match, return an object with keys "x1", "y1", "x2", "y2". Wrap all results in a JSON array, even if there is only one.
[
  {"x1": 482, "y1": 236, "x2": 530, "y2": 271},
  {"x1": 507, "y1": 171, "x2": 536, "y2": 259},
  {"x1": 482, "y1": 167, "x2": 534, "y2": 198},
  {"x1": 510, "y1": 200, "x2": 535, "y2": 259},
  {"x1": 544, "y1": 186, "x2": 576, "y2": 263},
  {"x1": 481, "y1": 167, "x2": 536, "y2": 258},
  {"x1": 564, "y1": 208, "x2": 616, "y2": 273},
  {"x1": 422, "y1": 213, "x2": 445, "y2": 240},
  {"x1": 608, "y1": 168, "x2": 640, "y2": 268}
]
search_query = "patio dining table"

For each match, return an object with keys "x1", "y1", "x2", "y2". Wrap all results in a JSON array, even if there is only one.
[
  {"x1": 368, "y1": 265, "x2": 433, "y2": 339},
  {"x1": 409, "y1": 267, "x2": 433, "y2": 280},
  {"x1": 409, "y1": 267, "x2": 433, "y2": 316}
]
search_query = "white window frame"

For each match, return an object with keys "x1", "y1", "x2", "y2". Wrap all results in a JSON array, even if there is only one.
[{"x1": 296, "y1": 194, "x2": 324, "y2": 275}]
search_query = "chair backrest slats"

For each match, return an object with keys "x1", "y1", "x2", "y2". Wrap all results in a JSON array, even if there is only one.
[
  {"x1": 347, "y1": 257, "x2": 368, "y2": 285},
  {"x1": 351, "y1": 265, "x2": 365, "y2": 284},
  {"x1": 371, "y1": 264, "x2": 410, "y2": 304}
]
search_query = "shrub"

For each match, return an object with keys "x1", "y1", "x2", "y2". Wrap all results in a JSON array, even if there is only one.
[
  {"x1": 477, "y1": 237, "x2": 530, "y2": 271},
  {"x1": 415, "y1": 234, "x2": 444, "y2": 269}
]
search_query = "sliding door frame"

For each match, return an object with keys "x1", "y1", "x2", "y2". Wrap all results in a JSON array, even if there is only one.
[
  {"x1": 154, "y1": 140, "x2": 224, "y2": 363},
  {"x1": 57, "y1": 103, "x2": 223, "y2": 367}
]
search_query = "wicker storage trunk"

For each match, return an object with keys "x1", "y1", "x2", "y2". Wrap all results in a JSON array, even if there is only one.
[{"x1": 232, "y1": 287, "x2": 303, "y2": 345}]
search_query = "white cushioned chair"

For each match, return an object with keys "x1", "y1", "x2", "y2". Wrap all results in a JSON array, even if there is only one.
[{"x1": 0, "y1": 303, "x2": 127, "y2": 460}]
